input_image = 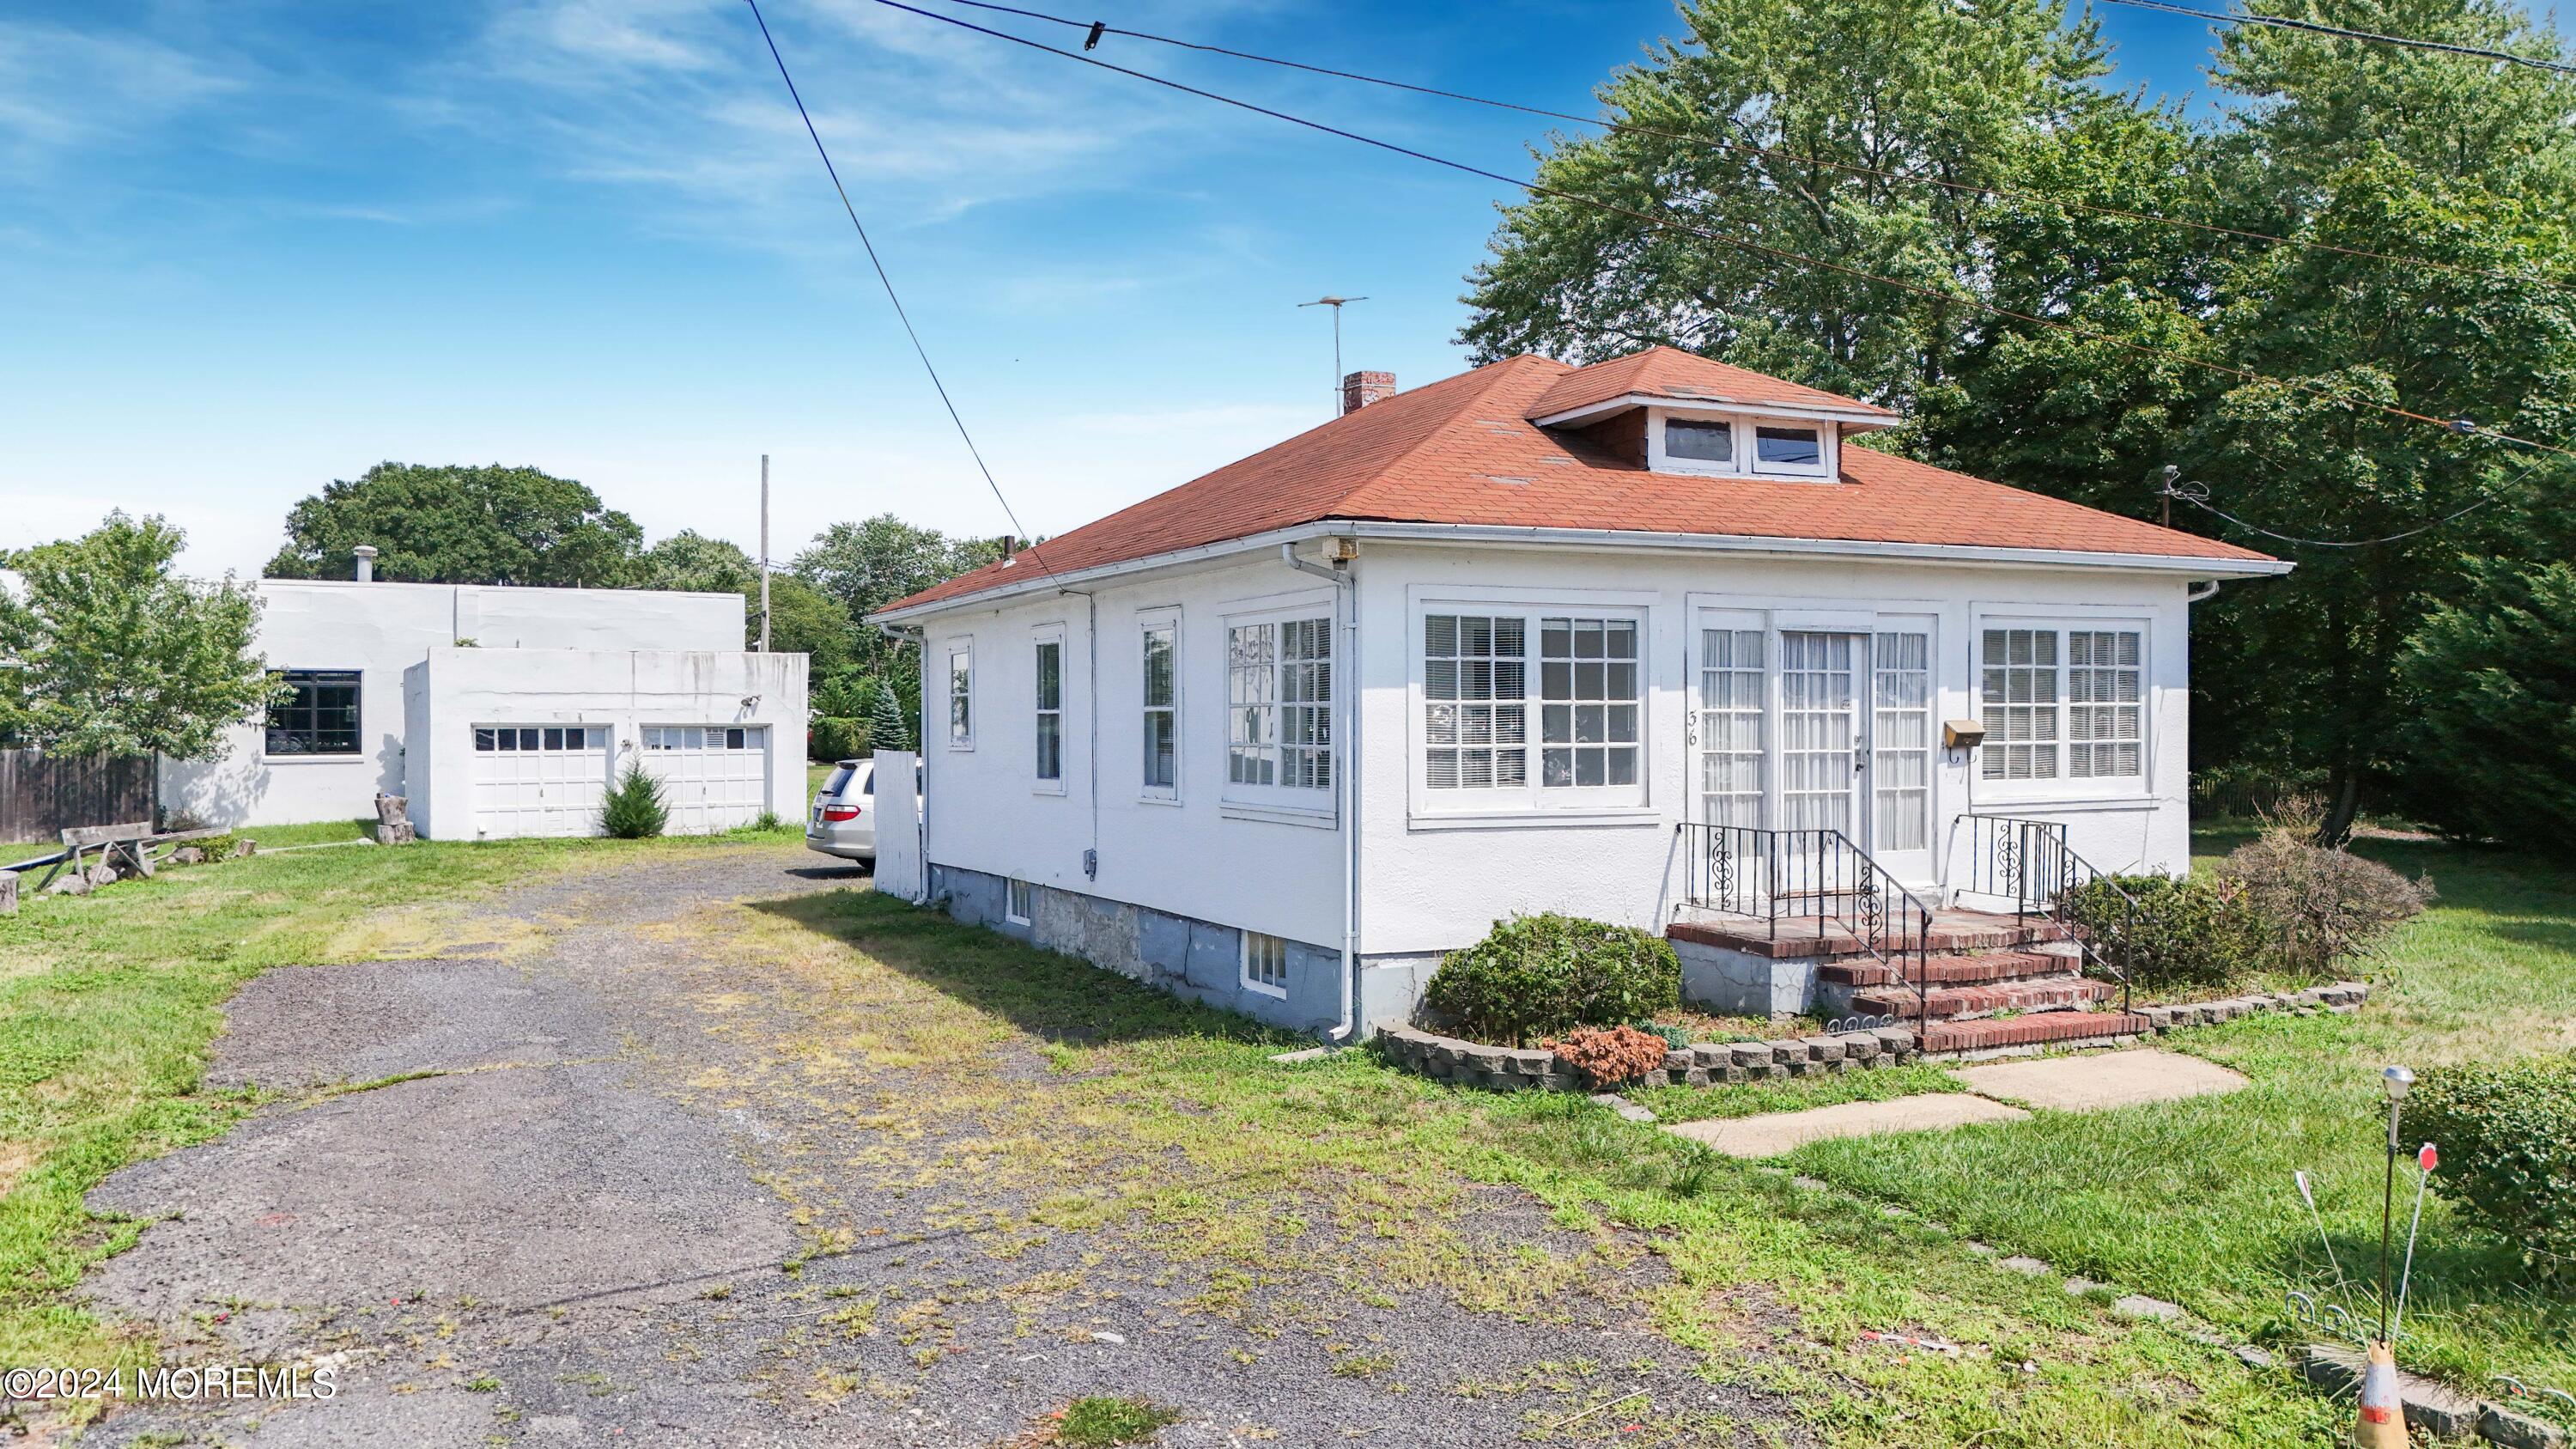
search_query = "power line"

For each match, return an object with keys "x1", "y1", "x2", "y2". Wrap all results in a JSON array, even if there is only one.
[
  {"x1": 741, "y1": 0, "x2": 1057, "y2": 582},
  {"x1": 868, "y1": 0, "x2": 2576, "y2": 463},
  {"x1": 2095, "y1": 0, "x2": 2576, "y2": 76},
  {"x1": 2159, "y1": 460, "x2": 2540, "y2": 547},
  {"x1": 912, "y1": 0, "x2": 2571, "y2": 294}
]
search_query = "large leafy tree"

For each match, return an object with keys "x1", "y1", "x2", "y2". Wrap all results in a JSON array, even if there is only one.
[
  {"x1": 0, "y1": 513, "x2": 276, "y2": 760},
  {"x1": 2396, "y1": 558, "x2": 2576, "y2": 850},
  {"x1": 793, "y1": 514, "x2": 1001, "y2": 717},
  {"x1": 268, "y1": 463, "x2": 645, "y2": 587},
  {"x1": 633, "y1": 529, "x2": 854, "y2": 675},
  {"x1": 1459, "y1": 0, "x2": 2136, "y2": 407},
  {"x1": 1462, "y1": 0, "x2": 2576, "y2": 841}
]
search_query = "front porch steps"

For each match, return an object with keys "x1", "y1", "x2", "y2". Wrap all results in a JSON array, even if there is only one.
[
  {"x1": 1668, "y1": 904, "x2": 2147, "y2": 1060},
  {"x1": 1850, "y1": 974, "x2": 2117, "y2": 1021}
]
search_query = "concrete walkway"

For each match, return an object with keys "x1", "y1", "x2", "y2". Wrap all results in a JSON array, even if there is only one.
[
  {"x1": 1953, "y1": 1049, "x2": 2247, "y2": 1111},
  {"x1": 1667, "y1": 1048, "x2": 2245, "y2": 1159},
  {"x1": 1668, "y1": 1093, "x2": 2029, "y2": 1158}
]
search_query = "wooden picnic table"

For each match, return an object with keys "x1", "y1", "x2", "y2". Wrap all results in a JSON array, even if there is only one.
[{"x1": 21, "y1": 821, "x2": 227, "y2": 892}]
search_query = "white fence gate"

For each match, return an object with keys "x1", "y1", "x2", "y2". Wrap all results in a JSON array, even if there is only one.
[{"x1": 871, "y1": 749, "x2": 925, "y2": 902}]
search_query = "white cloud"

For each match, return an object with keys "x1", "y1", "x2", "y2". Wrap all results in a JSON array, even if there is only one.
[{"x1": 0, "y1": 21, "x2": 246, "y2": 179}]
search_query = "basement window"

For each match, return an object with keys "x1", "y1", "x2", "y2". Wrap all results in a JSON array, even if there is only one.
[
  {"x1": 1241, "y1": 930, "x2": 1290, "y2": 997},
  {"x1": 1005, "y1": 877, "x2": 1034, "y2": 924}
]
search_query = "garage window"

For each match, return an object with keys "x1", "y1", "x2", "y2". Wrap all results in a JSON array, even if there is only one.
[
  {"x1": 266, "y1": 670, "x2": 361, "y2": 755},
  {"x1": 641, "y1": 726, "x2": 756, "y2": 751},
  {"x1": 477, "y1": 727, "x2": 608, "y2": 752}
]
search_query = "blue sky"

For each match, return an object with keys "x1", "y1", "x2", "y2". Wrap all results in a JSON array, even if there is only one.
[{"x1": 0, "y1": 0, "x2": 2549, "y2": 577}]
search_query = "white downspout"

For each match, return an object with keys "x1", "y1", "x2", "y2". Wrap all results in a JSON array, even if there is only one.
[
  {"x1": 1282, "y1": 540, "x2": 1358, "y2": 1043},
  {"x1": 2185, "y1": 580, "x2": 2221, "y2": 605}
]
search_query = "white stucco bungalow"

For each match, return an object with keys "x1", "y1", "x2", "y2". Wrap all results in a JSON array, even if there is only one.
[
  {"x1": 872, "y1": 349, "x2": 2286, "y2": 1041},
  {"x1": 161, "y1": 563, "x2": 808, "y2": 840}
]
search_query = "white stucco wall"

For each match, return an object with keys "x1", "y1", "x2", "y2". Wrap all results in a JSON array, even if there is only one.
[
  {"x1": 914, "y1": 554, "x2": 1348, "y2": 954},
  {"x1": 405, "y1": 647, "x2": 807, "y2": 840},
  {"x1": 1346, "y1": 541, "x2": 2196, "y2": 958},
  {"x1": 160, "y1": 579, "x2": 749, "y2": 828},
  {"x1": 907, "y1": 537, "x2": 2203, "y2": 965}
]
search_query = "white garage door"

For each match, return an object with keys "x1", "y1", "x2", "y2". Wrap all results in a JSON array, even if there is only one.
[
  {"x1": 641, "y1": 724, "x2": 772, "y2": 834},
  {"x1": 471, "y1": 725, "x2": 611, "y2": 838}
]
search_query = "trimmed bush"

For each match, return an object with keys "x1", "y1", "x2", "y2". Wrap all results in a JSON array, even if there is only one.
[
  {"x1": 1552, "y1": 1025, "x2": 1672, "y2": 1089},
  {"x1": 808, "y1": 715, "x2": 870, "y2": 763},
  {"x1": 1421, "y1": 913, "x2": 1680, "y2": 1047},
  {"x1": 2222, "y1": 819, "x2": 2431, "y2": 974},
  {"x1": 2062, "y1": 873, "x2": 2263, "y2": 991},
  {"x1": 2403, "y1": 1054, "x2": 2576, "y2": 1283},
  {"x1": 600, "y1": 762, "x2": 668, "y2": 839}
]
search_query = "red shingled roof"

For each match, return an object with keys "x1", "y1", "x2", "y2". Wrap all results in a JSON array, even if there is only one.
[
  {"x1": 1523, "y1": 344, "x2": 1897, "y2": 423},
  {"x1": 882, "y1": 350, "x2": 2273, "y2": 615}
]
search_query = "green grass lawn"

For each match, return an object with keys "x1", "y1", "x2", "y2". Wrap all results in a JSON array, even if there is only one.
[
  {"x1": 0, "y1": 819, "x2": 801, "y2": 1373},
  {"x1": 8, "y1": 820, "x2": 2561, "y2": 1445},
  {"x1": 1786, "y1": 831, "x2": 2576, "y2": 1410}
]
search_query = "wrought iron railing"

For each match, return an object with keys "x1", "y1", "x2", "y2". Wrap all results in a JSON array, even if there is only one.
[
  {"x1": 1953, "y1": 814, "x2": 2136, "y2": 1015},
  {"x1": 1676, "y1": 823, "x2": 1937, "y2": 1036}
]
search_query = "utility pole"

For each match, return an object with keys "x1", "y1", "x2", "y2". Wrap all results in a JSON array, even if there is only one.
[
  {"x1": 1299, "y1": 295, "x2": 1368, "y2": 417},
  {"x1": 758, "y1": 454, "x2": 772, "y2": 653}
]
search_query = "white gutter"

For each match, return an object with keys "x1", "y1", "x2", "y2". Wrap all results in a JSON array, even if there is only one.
[
  {"x1": 874, "y1": 520, "x2": 2290, "y2": 624},
  {"x1": 1280, "y1": 541, "x2": 1359, "y2": 1044}
]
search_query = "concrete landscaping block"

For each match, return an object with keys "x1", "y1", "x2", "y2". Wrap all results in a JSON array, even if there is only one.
[
  {"x1": 1801, "y1": 1035, "x2": 1845, "y2": 1064},
  {"x1": 1838, "y1": 1032, "x2": 1880, "y2": 1062},
  {"x1": 1662, "y1": 1050, "x2": 1692, "y2": 1073},
  {"x1": 2111, "y1": 1294, "x2": 2184, "y2": 1322}
]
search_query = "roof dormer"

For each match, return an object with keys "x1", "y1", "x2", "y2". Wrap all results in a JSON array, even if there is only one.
[{"x1": 1525, "y1": 345, "x2": 1894, "y2": 484}]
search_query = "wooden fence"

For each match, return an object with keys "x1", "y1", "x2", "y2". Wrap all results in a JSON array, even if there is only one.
[{"x1": 0, "y1": 751, "x2": 155, "y2": 844}]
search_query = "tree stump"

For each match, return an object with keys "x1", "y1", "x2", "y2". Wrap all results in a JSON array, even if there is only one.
[{"x1": 374, "y1": 793, "x2": 417, "y2": 845}]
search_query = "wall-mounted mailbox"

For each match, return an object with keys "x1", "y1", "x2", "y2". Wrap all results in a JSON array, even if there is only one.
[{"x1": 1942, "y1": 719, "x2": 1987, "y2": 750}]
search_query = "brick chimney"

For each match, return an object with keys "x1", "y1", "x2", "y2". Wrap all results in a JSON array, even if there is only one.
[{"x1": 1340, "y1": 370, "x2": 1395, "y2": 416}]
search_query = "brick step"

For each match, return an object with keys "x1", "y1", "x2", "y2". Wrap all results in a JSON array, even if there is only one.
[
  {"x1": 1923, "y1": 1012, "x2": 2150, "y2": 1056},
  {"x1": 1851, "y1": 974, "x2": 2114, "y2": 1020},
  {"x1": 1817, "y1": 949, "x2": 2071, "y2": 989},
  {"x1": 1669, "y1": 916, "x2": 2067, "y2": 959}
]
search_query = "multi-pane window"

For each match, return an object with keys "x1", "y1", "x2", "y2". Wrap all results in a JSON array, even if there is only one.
[
  {"x1": 1033, "y1": 639, "x2": 1064, "y2": 782},
  {"x1": 1241, "y1": 930, "x2": 1289, "y2": 995},
  {"x1": 1423, "y1": 614, "x2": 1527, "y2": 790},
  {"x1": 1696, "y1": 630, "x2": 1763, "y2": 826},
  {"x1": 266, "y1": 670, "x2": 361, "y2": 755},
  {"x1": 1005, "y1": 877, "x2": 1034, "y2": 924},
  {"x1": 1981, "y1": 629, "x2": 2060, "y2": 780},
  {"x1": 1227, "y1": 617, "x2": 1333, "y2": 792},
  {"x1": 1980, "y1": 627, "x2": 2143, "y2": 782},
  {"x1": 2067, "y1": 630, "x2": 2143, "y2": 779},
  {"x1": 1871, "y1": 632, "x2": 1932, "y2": 851},
  {"x1": 947, "y1": 647, "x2": 973, "y2": 748},
  {"x1": 1141, "y1": 622, "x2": 1177, "y2": 795},
  {"x1": 1425, "y1": 612, "x2": 1645, "y2": 801},
  {"x1": 1539, "y1": 617, "x2": 1639, "y2": 787}
]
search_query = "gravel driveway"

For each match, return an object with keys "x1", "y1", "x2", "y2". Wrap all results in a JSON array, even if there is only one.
[{"x1": 77, "y1": 844, "x2": 1792, "y2": 1448}]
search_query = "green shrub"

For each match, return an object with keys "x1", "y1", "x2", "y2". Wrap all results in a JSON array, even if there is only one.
[
  {"x1": 2221, "y1": 816, "x2": 2431, "y2": 974},
  {"x1": 1052, "y1": 1395, "x2": 1181, "y2": 1447},
  {"x1": 2403, "y1": 1054, "x2": 2576, "y2": 1284},
  {"x1": 1421, "y1": 912, "x2": 1680, "y2": 1047},
  {"x1": 808, "y1": 715, "x2": 870, "y2": 763},
  {"x1": 599, "y1": 763, "x2": 668, "y2": 839},
  {"x1": 2062, "y1": 873, "x2": 2263, "y2": 991}
]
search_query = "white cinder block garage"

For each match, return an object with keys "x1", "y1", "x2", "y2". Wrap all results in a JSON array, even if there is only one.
[{"x1": 161, "y1": 575, "x2": 809, "y2": 840}]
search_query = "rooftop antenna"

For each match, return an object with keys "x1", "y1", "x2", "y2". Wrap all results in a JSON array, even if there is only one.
[{"x1": 1299, "y1": 295, "x2": 1368, "y2": 416}]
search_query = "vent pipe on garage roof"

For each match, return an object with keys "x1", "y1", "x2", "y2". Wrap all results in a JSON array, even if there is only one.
[{"x1": 353, "y1": 545, "x2": 379, "y2": 582}]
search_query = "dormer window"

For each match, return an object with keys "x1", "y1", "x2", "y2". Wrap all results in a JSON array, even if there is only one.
[
  {"x1": 1665, "y1": 419, "x2": 1734, "y2": 465},
  {"x1": 1754, "y1": 424, "x2": 1823, "y2": 472},
  {"x1": 1647, "y1": 409, "x2": 1838, "y2": 481}
]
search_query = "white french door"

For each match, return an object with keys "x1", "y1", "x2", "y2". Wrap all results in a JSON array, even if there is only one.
[{"x1": 1688, "y1": 614, "x2": 1936, "y2": 890}]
